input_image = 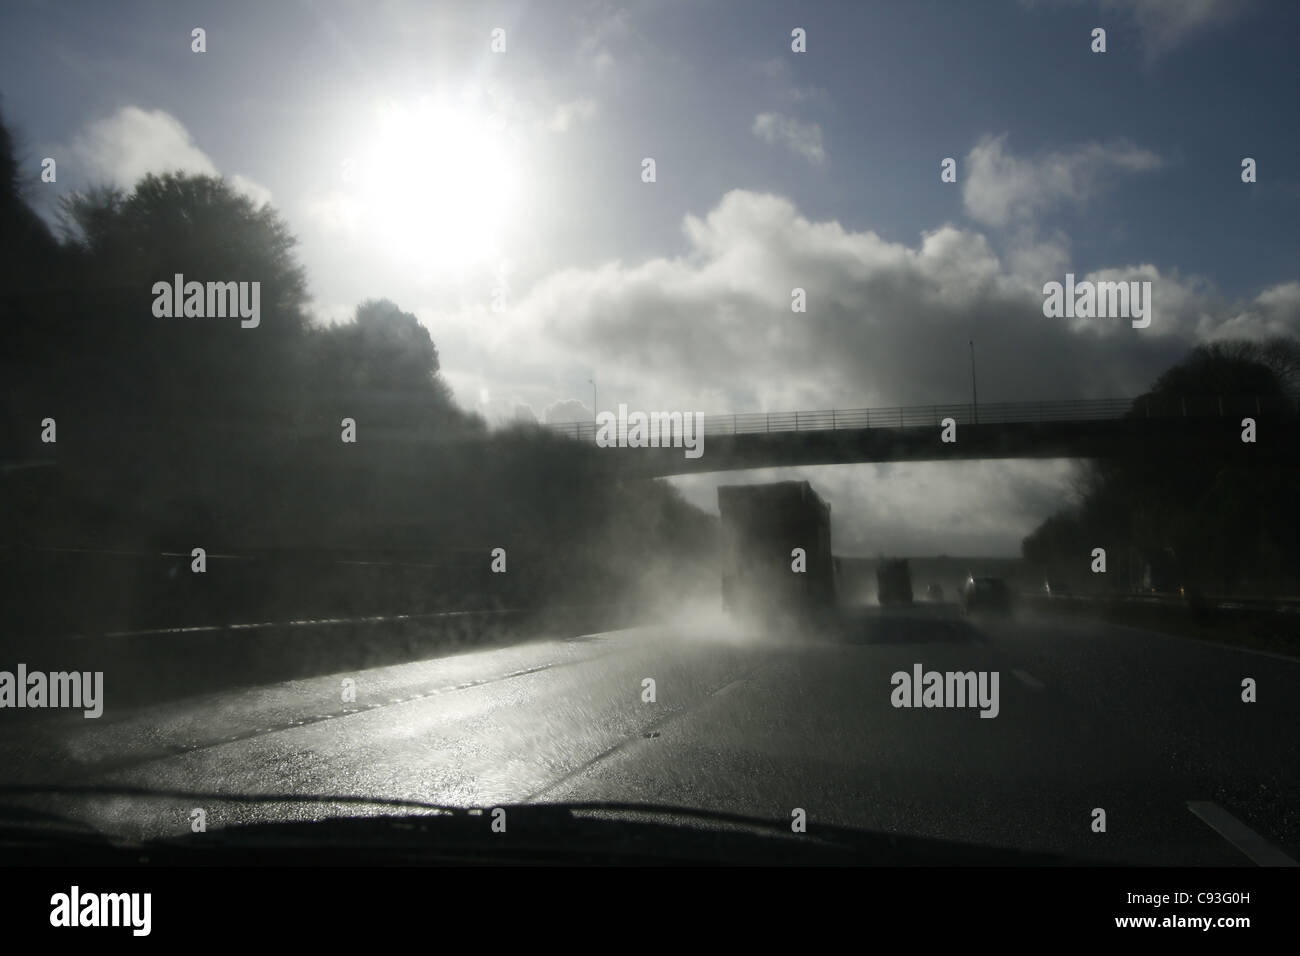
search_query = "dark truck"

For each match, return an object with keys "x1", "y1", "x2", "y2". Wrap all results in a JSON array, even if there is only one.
[
  {"x1": 876, "y1": 558, "x2": 913, "y2": 606},
  {"x1": 718, "y1": 481, "x2": 838, "y2": 625}
]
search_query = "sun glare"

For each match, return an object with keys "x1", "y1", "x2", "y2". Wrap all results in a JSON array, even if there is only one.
[{"x1": 354, "y1": 98, "x2": 518, "y2": 272}]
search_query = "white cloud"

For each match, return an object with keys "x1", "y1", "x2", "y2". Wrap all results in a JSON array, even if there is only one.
[
  {"x1": 303, "y1": 189, "x2": 365, "y2": 237},
  {"x1": 1071, "y1": 264, "x2": 1216, "y2": 339},
  {"x1": 756, "y1": 58, "x2": 791, "y2": 81},
  {"x1": 547, "y1": 97, "x2": 598, "y2": 132},
  {"x1": 426, "y1": 186, "x2": 1294, "y2": 552},
  {"x1": 64, "y1": 106, "x2": 272, "y2": 205},
  {"x1": 787, "y1": 85, "x2": 829, "y2": 105},
  {"x1": 229, "y1": 173, "x2": 273, "y2": 209},
  {"x1": 1200, "y1": 280, "x2": 1300, "y2": 342},
  {"x1": 1109, "y1": 0, "x2": 1246, "y2": 56},
  {"x1": 69, "y1": 106, "x2": 216, "y2": 185},
  {"x1": 473, "y1": 188, "x2": 1215, "y2": 422},
  {"x1": 751, "y1": 112, "x2": 825, "y2": 166},
  {"x1": 1020, "y1": 0, "x2": 1247, "y2": 58},
  {"x1": 576, "y1": 3, "x2": 628, "y2": 75},
  {"x1": 1006, "y1": 226, "x2": 1073, "y2": 281},
  {"x1": 963, "y1": 133, "x2": 1162, "y2": 228},
  {"x1": 543, "y1": 398, "x2": 592, "y2": 423},
  {"x1": 752, "y1": 59, "x2": 828, "y2": 105}
]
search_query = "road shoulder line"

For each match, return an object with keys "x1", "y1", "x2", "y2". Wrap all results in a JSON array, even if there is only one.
[{"x1": 1186, "y1": 800, "x2": 1297, "y2": 866}]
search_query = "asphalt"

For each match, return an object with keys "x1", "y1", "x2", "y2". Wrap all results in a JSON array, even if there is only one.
[{"x1": 1, "y1": 602, "x2": 1297, "y2": 865}]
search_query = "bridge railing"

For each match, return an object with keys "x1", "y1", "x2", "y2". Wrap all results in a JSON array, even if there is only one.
[{"x1": 543, "y1": 394, "x2": 1298, "y2": 442}]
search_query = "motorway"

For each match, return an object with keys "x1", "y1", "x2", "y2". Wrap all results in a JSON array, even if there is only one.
[{"x1": 1, "y1": 603, "x2": 1297, "y2": 865}]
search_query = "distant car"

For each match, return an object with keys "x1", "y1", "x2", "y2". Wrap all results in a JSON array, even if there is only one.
[
  {"x1": 925, "y1": 583, "x2": 944, "y2": 602},
  {"x1": 961, "y1": 576, "x2": 1012, "y2": 614}
]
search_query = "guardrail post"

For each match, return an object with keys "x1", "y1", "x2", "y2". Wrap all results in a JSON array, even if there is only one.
[
  {"x1": 832, "y1": 409, "x2": 836, "y2": 429},
  {"x1": 795, "y1": 411, "x2": 799, "y2": 429},
  {"x1": 766, "y1": 413, "x2": 770, "y2": 433},
  {"x1": 732, "y1": 413, "x2": 737, "y2": 434}
]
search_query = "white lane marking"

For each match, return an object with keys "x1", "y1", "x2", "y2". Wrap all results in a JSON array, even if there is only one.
[
  {"x1": 525, "y1": 673, "x2": 755, "y2": 802},
  {"x1": 711, "y1": 678, "x2": 748, "y2": 697},
  {"x1": 1187, "y1": 801, "x2": 1298, "y2": 866},
  {"x1": 1012, "y1": 669, "x2": 1045, "y2": 691}
]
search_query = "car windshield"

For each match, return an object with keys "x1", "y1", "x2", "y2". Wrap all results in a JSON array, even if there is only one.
[{"x1": 1, "y1": 0, "x2": 1297, "y2": 875}]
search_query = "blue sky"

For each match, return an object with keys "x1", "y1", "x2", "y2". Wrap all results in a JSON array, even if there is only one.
[{"x1": 3, "y1": 0, "x2": 1298, "y2": 554}]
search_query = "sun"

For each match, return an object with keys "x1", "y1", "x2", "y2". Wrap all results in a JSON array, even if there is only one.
[{"x1": 353, "y1": 97, "x2": 519, "y2": 272}]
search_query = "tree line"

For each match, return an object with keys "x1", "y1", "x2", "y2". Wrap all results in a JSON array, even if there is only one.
[
  {"x1": 0, "y1": 113, "x2": 716, "y2": 633},
  {"x1": 1021, "y1": 337, "x2": 1300, "y2": 597}
]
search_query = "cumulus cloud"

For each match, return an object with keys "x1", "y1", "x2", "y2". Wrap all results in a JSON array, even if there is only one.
[
  {"x1": 1005, "y1": 226, "x2": 1073, "y2": 281},
  {"x1": 68, "y1": 106, "x2": 215, "y2": 184},
  {"x1": 229, "y1": 173, "x2": 273, "y2": 209},
  {"x1": 751, "y1": 112, "x2": 825, "y2": 166},
  {"x1": 423, "y1": 188, "x2": 1277, "y2": 423},
  {"x1": 64, "y1": 106, "x2": 272, "y2": 205},
  {"x1": 482, "y1": 188, "x2": 1260, "y2": 418},
  {"x1": 963, "y1": 133, "x2": 1162, "y2": 228},
  {"x1": 543, "y1": 398, "x2": 593, "y2": 423},
  {"x1": 1200, "y1": 280, "x2": 1300, "y2": 342},
  {"x1": 436, "y1": 186, "x2": 1291, "y2": 553}
]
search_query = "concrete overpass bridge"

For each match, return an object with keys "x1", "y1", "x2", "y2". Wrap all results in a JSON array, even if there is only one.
[
  {"x1": 8, "y1": 394, "x2": 1297, "y2": 484},
  {"x1": 544, "y1": 395, "x2": 1300, "y2": 478}
]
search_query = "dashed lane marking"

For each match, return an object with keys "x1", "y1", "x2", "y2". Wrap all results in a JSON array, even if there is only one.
[{"x1": 1012, "y1": 669, "x2": 1045, "y2": 691}]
